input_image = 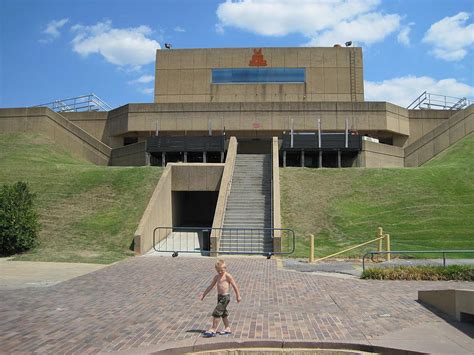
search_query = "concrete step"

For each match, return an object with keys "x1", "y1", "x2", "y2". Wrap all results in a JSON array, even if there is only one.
[
  {"x1": 224, "y1": 219, "x2": 269, "y2": 222},
  {"x1": 221, "y1": 227, "x2": 271, "y2": 229},
  {"x1": 222, "y1": 223, "x2": 271, "y2": 227},
  {"x1": 222, "y1": 153, "x2": 272, "y2": 246}
]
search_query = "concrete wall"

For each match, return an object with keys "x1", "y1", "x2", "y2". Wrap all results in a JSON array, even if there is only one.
[
  {"x1": 360, "y1": 140, "x2": 405, "y2": 168},
  {"x1": 110, "y1": 102, "x2": 410, "y2": 143},
  {"x1": 62, "y1": 111, "x2": 110, "y2": 144},
  {"x1": 155, "y1": 47, "x2": 364, "y2": 103},
  {"x1": 110, "y1": 142, "x2": 147, "y2": 166},
  {"x1": 405, "y1": 105, "x2": 473, "y2": 167},
  {"x1": 134, "y1": 165, "x2": 172, "y2": 255},
  {"x1": 211, "y1": 137, "x2": 238, "y2": 253},
  {"x1": 272, "y1": 137, "x2": 282, "y2": 252},
  {"x1": 171, "y1": 163, "x2": 224, "y2": 191},
  {"x1": 0, "y1": 107, "x2": 111, "y2": 165},
  {"x1": 133, "y1": 163, "x2": 225, "y2": 255},
  {"x1": 419, "y1": 289, "x2": 474, "y2": 321},
  {"x1": 405, "y1": 110, "x2": 454, "y2": 147}
]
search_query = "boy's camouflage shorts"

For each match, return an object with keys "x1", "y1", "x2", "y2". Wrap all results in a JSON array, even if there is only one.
[{"x1": 212, "y1": 294, "x2": 230, "y2": 318}]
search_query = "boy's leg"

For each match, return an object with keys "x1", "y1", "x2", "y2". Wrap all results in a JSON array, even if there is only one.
[
  {"x1": 209, "y1": 317, "x2": 220, "y2": 332},
  {"x1": 222, "y1": 316, "x2": 231, "y2": 331}
]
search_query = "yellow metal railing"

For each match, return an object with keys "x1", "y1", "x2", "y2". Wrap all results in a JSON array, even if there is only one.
[{"x1": 309, "y1": 227, "x2": 391, "y2": 263}]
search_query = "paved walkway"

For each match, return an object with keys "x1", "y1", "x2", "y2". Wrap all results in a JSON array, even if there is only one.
[
  {"x1": 0, "y1": 258, "x2": 107, "y2": 290},
  {"x1": 283, "y1": 258, "x2": 474, "y2": 278},
  {"x1": 0, "y1": 256, "x2": 473, "y2": 354}
]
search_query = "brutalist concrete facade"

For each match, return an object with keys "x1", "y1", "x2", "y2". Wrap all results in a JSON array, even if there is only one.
[
  {"x1": 154, "y1": 47, "x2": 364, "y2": 104},
  {"x1": 1, "y1": 46, "x2": 471, "y2": 168}
]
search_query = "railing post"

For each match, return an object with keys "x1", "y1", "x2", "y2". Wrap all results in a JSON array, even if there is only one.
[
  {"x1": 385, "y1": 234, "x2": 391, "y2": 262},
  {"x1": 377, "y1": 227, "x2": 383, "y2": 255},
  {"x1": 309, "y1": 234, "x2": 314, "y2": 263}
]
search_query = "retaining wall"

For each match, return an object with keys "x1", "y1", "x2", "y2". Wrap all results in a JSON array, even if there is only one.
[
  {"x1": 360, "y1": 140, "x2": 405, "y2": 168},
  {"x1": 405, "y1": 105, "x2": 473, "y2": 167},
  {"x1": 0, "y1": 107, "x2": 111, "y2": 165},
  {"x1": 210, "y1": 137, "x2": 238, "y2": 253},
  {"x1": 110, "y1": 142, "x2": 148, "y2": 166}
]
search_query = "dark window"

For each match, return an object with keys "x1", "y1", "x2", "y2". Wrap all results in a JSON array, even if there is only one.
[
  {"x1": 212, "y1": 68, "x2": 305, "y2": 83},
  {"x1": 123, "y1": 137, "x2": 138, "y2": 146}
]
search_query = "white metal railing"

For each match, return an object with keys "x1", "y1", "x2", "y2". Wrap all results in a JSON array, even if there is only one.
[
  {"x1": 34, "y1": 93, "x2": 113, "y2": 112},
  {"x1": 407, "y1": 91, "x2": 472, "y2": 110}
]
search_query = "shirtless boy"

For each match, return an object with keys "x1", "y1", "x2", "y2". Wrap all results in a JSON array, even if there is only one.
[{"x1": 200, "y1": 259, "x2": 241, "y2": 337}]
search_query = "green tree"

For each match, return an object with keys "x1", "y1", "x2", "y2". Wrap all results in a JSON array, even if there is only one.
[{"x1": 0, "y1": 182, "x2": 40, "y2": 256}]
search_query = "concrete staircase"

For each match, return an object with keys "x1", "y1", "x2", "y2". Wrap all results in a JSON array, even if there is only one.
[{"x1": 220, "y1": 154, "x2": 273, "y2": 254}]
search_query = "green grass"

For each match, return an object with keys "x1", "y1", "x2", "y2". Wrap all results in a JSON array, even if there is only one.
[
  {"x1": 281, "y1": 133, "x2": 474, "y2": 259},
  {"x1": 361, "y1": 265, "x2": 474, "y2": 281},
  {"x1": 0, "y1": 133, "x2": 163, "y2": 264}
]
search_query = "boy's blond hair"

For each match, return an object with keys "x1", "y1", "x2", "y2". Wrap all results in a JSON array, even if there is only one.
[{"x1": 215, "y1": 259, "x2": 226, "y2": 268}]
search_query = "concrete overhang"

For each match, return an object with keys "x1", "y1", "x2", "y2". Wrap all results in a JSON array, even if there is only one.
[{"x1": 106, "y1": 101, "x2": 411, "y2": 137}]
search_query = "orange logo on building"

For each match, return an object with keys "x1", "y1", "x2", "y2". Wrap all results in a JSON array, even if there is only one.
[{"x1": 249, "y1": 49, "x2": 267, "y2": 66}]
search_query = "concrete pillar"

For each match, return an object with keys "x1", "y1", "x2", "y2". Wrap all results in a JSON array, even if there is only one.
[
  {"x1": 162, "y1": 152, "x2": 166, "y2": 167},
  {"x1": 184, "y1": 152, "x2": 188, "y2": 163},
  {"x1": 318, "y1": 151, "x2": 322, "y2": 168},
  {"x1": 337, "y1": 150, "x2": 341, "y2": 168},
  {"x1": 145, "y1": 152, "x2": 151, "y2": 166},
  {"x1": 203, "y1": 151, "x2": 207, "y2": 163},
  {"x1": 301, "y1": 150, "x2": 305, "y2": 167},
  {"x1": 221, "y1": 151, "x2": 224, "y2": 163},
  {"x1": 283, "y1": 151, "x2": 287, "y2": 167}
]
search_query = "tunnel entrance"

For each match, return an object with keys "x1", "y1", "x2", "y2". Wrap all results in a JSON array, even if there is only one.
[{"x1": 172, "y1": 191, "x2": 219, "y2": 227}]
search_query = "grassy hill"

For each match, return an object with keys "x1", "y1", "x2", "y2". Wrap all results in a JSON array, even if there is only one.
[
  {"x1": 0, "y1": 133, "x2": 163, "y2": 264},
  {"x1": 280, "y1": 133, "x2": 474, "y2": 259}
]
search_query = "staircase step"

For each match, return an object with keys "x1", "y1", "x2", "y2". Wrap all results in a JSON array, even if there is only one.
[{"x1": 222, "y1": 153, "x2": 273, "y2": 253}]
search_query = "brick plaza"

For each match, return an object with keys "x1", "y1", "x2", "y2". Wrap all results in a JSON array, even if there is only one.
[{"x1": 1, "y1": 257, "x2": 473, "y2": 353}]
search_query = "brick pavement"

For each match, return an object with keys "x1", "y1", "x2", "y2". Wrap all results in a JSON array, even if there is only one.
[{"x1": 0, "y1": 256, "x2": 473, "y2": 353}]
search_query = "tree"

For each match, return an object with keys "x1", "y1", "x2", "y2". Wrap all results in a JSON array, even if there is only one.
[{"x1": 0, "y1": 182, "x2": 40, "y2": 256}]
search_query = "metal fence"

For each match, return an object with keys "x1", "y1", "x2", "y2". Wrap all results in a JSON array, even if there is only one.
[
  {"x1": 152, "y1": 226, "x2": 295, "y2": 258},
  {"x1": 362, "y1": 250, "x2": 474, "y2": 272}
]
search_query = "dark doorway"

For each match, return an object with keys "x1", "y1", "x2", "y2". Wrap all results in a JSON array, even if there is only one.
[{"x1": 172, "y1": 191, "x2": 219, "y2": 227}]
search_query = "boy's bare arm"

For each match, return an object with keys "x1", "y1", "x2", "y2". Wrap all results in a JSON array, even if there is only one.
[
  {"x1": 200, "y1": 275, "x2": 217, "y2": 300},
  {"x1": 227, "y1": 274, "x2": 241, "y2": 302}
]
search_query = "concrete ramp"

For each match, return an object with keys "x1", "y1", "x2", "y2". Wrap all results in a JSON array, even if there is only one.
[{"x1": 145, "y1": 231, "x2": 210, "y2": 257}]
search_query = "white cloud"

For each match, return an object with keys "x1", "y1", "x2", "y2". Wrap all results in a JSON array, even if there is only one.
[
  {"x1": 141, "y1": 88, "x2": 154, "y2": 95},
  {"x1": 423, "y1": 12, "x2": 474, "y2": 61},
  {"x1": 71, "y1": 20, "x2": 161, "y2": 67},
  {"x1": 129, "y1": 75, "x2": 154, "y2": 84},
  {"x1": 365, "y1": 76, "x2": 474, "y2": 107},
  {"x1": 306, "y1": 12, "x2": 401, "y2": 47},
  {"x1": 40, "y1": 18, "x2": 69, "y2": 43},
  {"x1": 174, "y1": 26, "x2": 186, "y2": 33},
  {"x1": 216, "y1": 0, "x2": 402, "y2": 46},
  {"x1": 397, "y1": 23, "x2": 413, "y2": 46}
]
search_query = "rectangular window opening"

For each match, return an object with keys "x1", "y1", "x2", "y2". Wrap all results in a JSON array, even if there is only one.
[{"x1": 212, "y1": 68, "x2": 305, "y2": 84}]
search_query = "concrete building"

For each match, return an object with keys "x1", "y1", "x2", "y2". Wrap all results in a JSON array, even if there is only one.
[
  {"x1": 1, "y1": 46, "x2": 472, "y2": 255},
  {"x1": 3, "y1": 46, "x2": 467, "y2": 169}
]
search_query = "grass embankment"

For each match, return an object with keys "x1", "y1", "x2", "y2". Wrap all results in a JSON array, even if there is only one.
[
  {"x1": 281, "y1": 133, "x2": 474, "y2": 259},
  {"x1": 0, "y1": 133, "x2": 163, "y2": 264},
  {"x1": 362, "y1": 265, "x2": 474, "y2": 281}
]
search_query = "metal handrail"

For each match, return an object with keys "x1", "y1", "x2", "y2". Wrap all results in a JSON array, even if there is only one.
[
  {"x1": 362, "y1": 250, "x2": 474, "y2": 272},
  {"x1": 34, "y1": 93, "x2": 113, "y2": 112},
  {"x1": 407, "y1": 91, "x2": 472, "y2": 110}
]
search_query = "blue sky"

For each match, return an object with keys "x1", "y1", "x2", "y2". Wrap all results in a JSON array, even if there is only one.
[{"x1": 1, "y1": 0, "x2": 473, "y2": 109}]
